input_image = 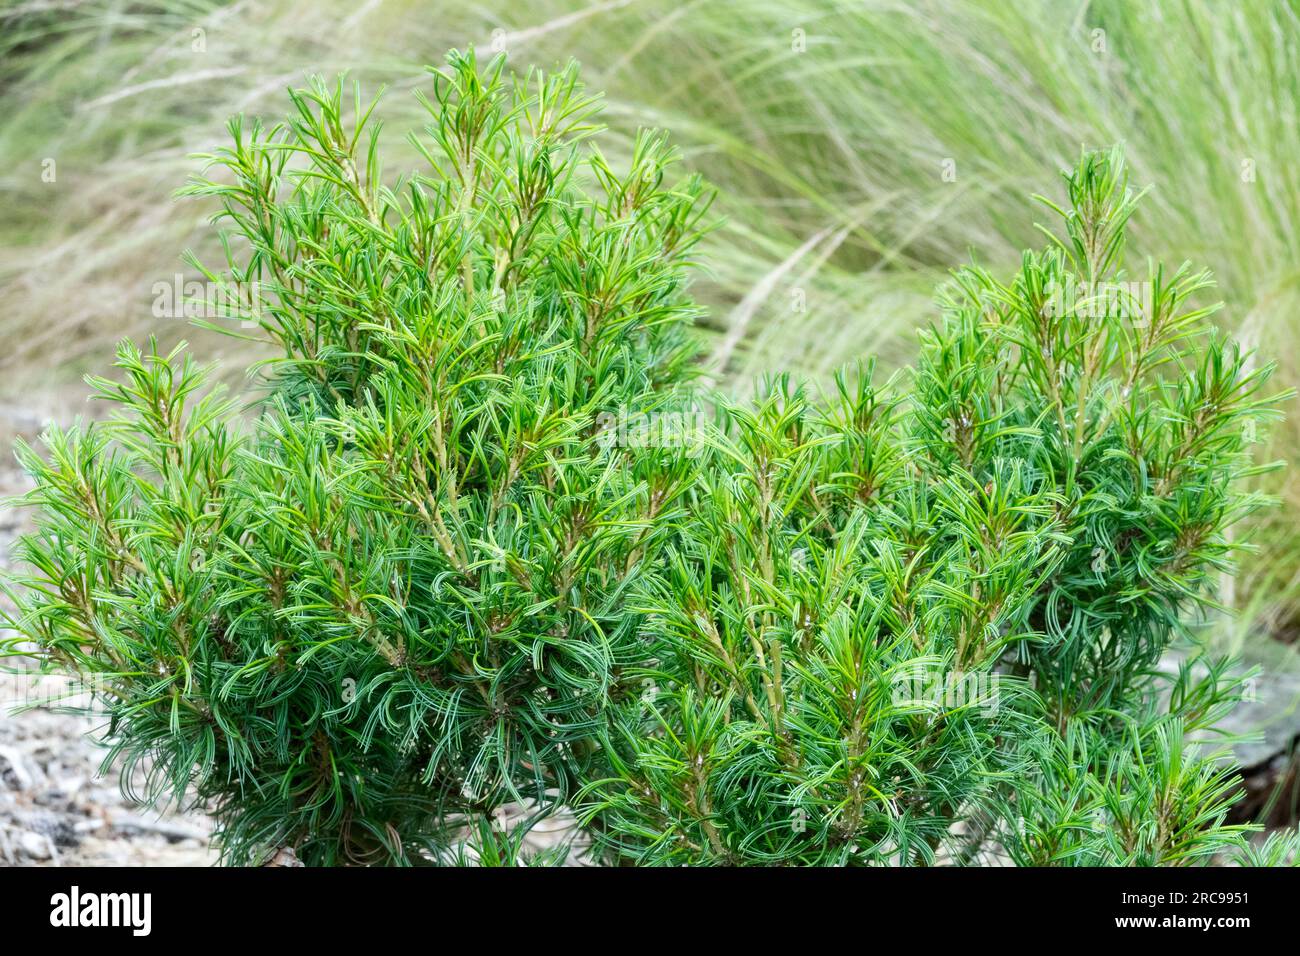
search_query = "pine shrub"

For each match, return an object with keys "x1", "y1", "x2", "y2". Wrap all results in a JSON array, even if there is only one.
[
  {"x1": 2, "y1": 53, "x2": 1288, "y2": 866},
  {"x1": 2, "y1": 50, "x2": 711, "y2": 865},
  {"x1": 578, "y1": 149, "x2": 1286, "y2": 866}
]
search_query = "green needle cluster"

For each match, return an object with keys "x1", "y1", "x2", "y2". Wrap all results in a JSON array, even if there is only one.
[{"x1": 3, "y1": 52, "x2": 1292, "y2": 867}]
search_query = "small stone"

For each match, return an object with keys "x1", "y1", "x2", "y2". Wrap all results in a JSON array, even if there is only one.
[
  {"x1": 18, "y1": 830, "x2": 51, "y2": 860},
  {"x1": 0, "y1": 747, "x2": 33, "y2": 790},
  {"x1": 263, "y1": 846, "x2": 304, "y2": 867}
]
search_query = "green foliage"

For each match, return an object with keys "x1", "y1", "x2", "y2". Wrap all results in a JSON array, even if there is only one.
[
  {"x1": 578, "y1": 147, "x2": 1287, "y2": 865},
  {"x1": 2, "y1": 52, "x2": 1291, "y2": 866},
  {"x1": 4, "y1": 1, "x2": 1299, "y2": 637},
  {"x1": 3, "y1": 50, "x2": 711, "y2": 865},
  {"x1": 578, "y1": 378, "x2": 1063, "y2": 864}
]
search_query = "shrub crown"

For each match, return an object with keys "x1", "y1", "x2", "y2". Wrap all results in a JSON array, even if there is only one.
[{"x1": 3, "y1": 55, "x2": 1287, "y2": 866}]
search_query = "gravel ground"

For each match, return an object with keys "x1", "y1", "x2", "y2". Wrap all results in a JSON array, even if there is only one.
[{"x1": 0, "y1": 665, "x2": 218, "y2": 866}]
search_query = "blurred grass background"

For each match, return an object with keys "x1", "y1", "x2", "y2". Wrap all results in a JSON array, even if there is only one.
[{"x1": 2, "y1": 0, "x2": 1299, "y2": 655}]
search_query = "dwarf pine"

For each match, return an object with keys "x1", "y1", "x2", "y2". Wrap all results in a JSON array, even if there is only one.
[{"x1": 3, "y1": 53, "x2": 1289, "y2": 866}]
